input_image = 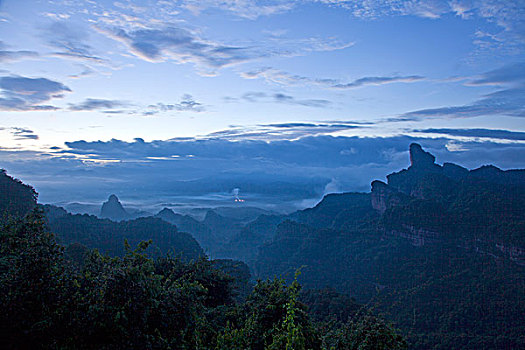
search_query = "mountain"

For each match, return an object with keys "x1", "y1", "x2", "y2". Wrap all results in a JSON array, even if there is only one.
[
  {"x1": 155, "y1": 208, "x2": 218, "y2": 251},
  {"x1": 202, "y1": 209, "x2": 244, "y2": 242},
  {"x1": 253, "y1": 143, "x2": 525, "y2": 349},
  {"x1": 0, "y1": 169, "x2": 37, "y2": 225},
  {"x1": 46, "y1": 210, "x2": 204, "y2": 260},
  {"x1": 99, "y1": 194, "x2": 130, "y2": 221}
]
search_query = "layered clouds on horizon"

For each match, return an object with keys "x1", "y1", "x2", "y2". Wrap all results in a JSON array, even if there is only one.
[{"x1": 1, "y1": 132, "x2": 524, "y2": 211}]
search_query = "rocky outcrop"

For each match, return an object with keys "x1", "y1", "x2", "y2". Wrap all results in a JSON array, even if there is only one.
[
  {"x1": 371, "y1": 180, "x2": 404, "y2": 214},
  {"x1": 99, "y1": 194, "x2": 130, "y2": 221},
  {"x1": 409, "y1": 143, "x2": 436, "y2": 170}
]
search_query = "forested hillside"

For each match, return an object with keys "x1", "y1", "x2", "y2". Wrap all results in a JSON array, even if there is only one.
[
  {"x1": 1, "y1": 143, "x2": 524, "y2": 349},
  {"x1": 45, "y1": 206, "x2": 204, "y2": 261},
  {"x1": 0, "y1": 169, "x2": 406, "y2": 349},
  {"x1": 251, "y1": 144, "x2": 525, "y2": 349},
  {"x1": 0, "y1": 170, "x2": 37, "y2": 225}
]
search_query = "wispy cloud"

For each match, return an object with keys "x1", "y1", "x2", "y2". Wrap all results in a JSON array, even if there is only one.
[
  {"x1": 0, "y1": 75, "x2": 71, "y2": 111},
  {"x1": 0, "y1": 41, "x2": 38, "y2": 62},
  {"x1": 241, "y1": 67, "x2": 337, "y2": 86},
  {"x1": 400, "y1": 86, "x2": 525, "y2": 120},
  {"x1": 467, "y1": 62, "x2": 525, "y2": 86},
  {"x1": 0, "y1": 127, "x2": 39, "y2": 140},
  {"x1": 333, "y1": 75, "x2": 425, "y2": 88},
  {"x1": 203, "y1": 121, "x2": 363, "y2": 141},
  {"x1": 396, "y1": 63, "x2": 525, "y2": 121},
  {"x1": 95, "y1": 22, "x2": 352, "y2": 75},
  {"x1": 11, "y1": 127, "x2": 39, "y2": 140},
  {"x1": 96, "y1": 25, "x2": 255, "y2": 72},
  {"x1": 316, "y1": 0, "x2": 525, "y2": 54},
  {"x1": 144, "y1": 95, "x2": 205, "y2": 115},
  {"x1": 67, "y1": 95, "x2": 205, "y2": 115},
  {"x1": 44, "y1": 21, "x2": 106, "y2": 64},
  {"x1": 179, "y1": 0, "x2": 295, "y2": 19},
  {"x1": 414, "y1": 128, "x2": 525, "y2": 141},
  {"x1": 227, "y1": 91, "x2": 332, "y2": 108},
  {"x1": 242, "y1": 67, "x2": 424, "y2": 89},
  {"x1": 69, "y1": 98, "x2": 130, "y2": 111}
]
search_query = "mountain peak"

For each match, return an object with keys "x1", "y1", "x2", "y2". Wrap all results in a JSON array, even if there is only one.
[
  {"x1": 108, "y1": 194, "x2": 119, "y2": 202},
  {"x1": 409, "y1": 143, "x2": 436, "y2": 169},
  {"x1": 99, "y1": 194, "x2": 129, "y2": 221}
]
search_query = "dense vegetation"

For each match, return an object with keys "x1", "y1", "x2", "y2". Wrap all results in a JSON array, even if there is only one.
[
  {"x1": 0, "y1": 169, "x2": 37, "y2": 224},
  {"x1": 44, "y1": 206, "x2": 204, "y2": 260},
  {"x1": 1, "y1": 143, "x2": 524, "y2": 349},
  {"x1": 0, "y1": 170, "x2": 406, "y2": 349},
  {"x1": 250, "y1": 144, "x2": 525, "y2": 349},
  {"x1": 0, "y1": 209, "x2": 406, "y2": 349}
]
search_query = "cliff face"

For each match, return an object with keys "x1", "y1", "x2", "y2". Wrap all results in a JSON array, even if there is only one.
[
  {"x1": 371, "y1": 143, "x2": 525, "y2": 250},
  {"x1": 371, "y1": 180, "x2": 402, "y2": 214},
  {"x1": 99, "y1": 194, "x2": 130, "y2": 221}
]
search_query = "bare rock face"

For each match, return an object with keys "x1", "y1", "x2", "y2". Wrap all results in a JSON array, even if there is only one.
[
  {"x1": 99, "y1": 194, "x2": 129, "y2": 221},
  {"x1": 371, "y1": 180, "x2": 402, "y2": 214}
]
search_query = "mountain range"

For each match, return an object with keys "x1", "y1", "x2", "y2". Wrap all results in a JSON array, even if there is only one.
[{"x1": 1, "y1": 143, "x2": 523, "y2": 349}]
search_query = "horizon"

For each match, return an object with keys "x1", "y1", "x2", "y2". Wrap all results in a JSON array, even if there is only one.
[{"x1": 1, "y1": 0, "x2": 524, "y2": 209}]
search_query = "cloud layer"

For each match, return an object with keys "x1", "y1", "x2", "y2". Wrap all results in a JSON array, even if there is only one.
[{"x1": 2, "y1": 134, "x2": 524, "y2": 211}]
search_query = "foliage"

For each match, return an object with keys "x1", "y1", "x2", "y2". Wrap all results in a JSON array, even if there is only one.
[
  {"x1": 46, "y1": 210, "x2": 205, "y2": 260},
  {"x1": 0, "y1": 169, "x2": 37, "y2": 225},
  {"x1": 322, "y1": 314, "x2": 407, "y2": 350},
  {"x1": 0, "y1": 209, "x2": 405, "y2": 349}
]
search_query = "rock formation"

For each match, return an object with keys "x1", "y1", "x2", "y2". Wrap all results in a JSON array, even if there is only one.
[{"x1": 99, "y1": 194, "x2": 130, "y2": 221}]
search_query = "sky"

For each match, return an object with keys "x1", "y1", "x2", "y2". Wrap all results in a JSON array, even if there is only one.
[{"x1": 0, "y1": 0, "x2": 524, "y2": 212}]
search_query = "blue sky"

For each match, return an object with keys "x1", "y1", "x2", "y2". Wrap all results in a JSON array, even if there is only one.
[{"x1": 1, "y1": 0, "x2": 524, "y2": 210}]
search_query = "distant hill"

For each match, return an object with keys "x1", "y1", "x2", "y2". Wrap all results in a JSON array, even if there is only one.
[
  {"x1": 155, "y1": 207, "x2": 218, "y2": 251},
  {"x1": 45, "y1": 207, "x2": 204, "y2": 260}
]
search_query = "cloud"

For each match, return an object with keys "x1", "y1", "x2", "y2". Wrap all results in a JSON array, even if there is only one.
[
  {"x1": 203, "y1": 121, "x2": 363, "y2": 141},
  {"x1": 10, "y1": 127, "x2": 39, "y2": 140},
  {"x1": 333, "y1": 75, "x2": 425, "y2": 88},
  {"x1": 69, "y1": 98, "x2": 130, "y2": 111},
  {"x1": 0, "y1": 41, "x2": 38, "y2": 62},
  {"x1": 273, "y1": 93, "x2": 331, "y2": 107},
  {"x1": 95, "y1": 22, "x2": 352, "y2": 74},
  {"x1": 97, "y1": 25, "x2": 254, "y2": 71},
  {"x1": 2, "y1": 134, "x2": 524, "y2": 210},
  {"x1": 0, "y1": 127, "x2": 39, "y2": 140},
  {"x1": 415, "y1": 128, "x2": 525, "y2": 141},
  {"x1": 467, "y1": 62, "x2": 525, "y2": 86},
  {"x1": 179, "y1": 0, "x2": 295, "y2": 19},
  {"x1": 68, "y1": 66, "x2": 95, "y2": 79},
  {"x1": 242, "y1": 67, "x2": 424, "y2": 89},
  {"x1": 230, "y1": 91, "x2": 331, "y2": 108},
  {"x1": 43, "y1": 21, "x2": 106, "y2": 64},
  {"x1": 0, "y1": 75, "x2": 71, "y2": 111},
  {"x1": 66, "y1": 95, "x2": 204, "y2": 115},
  {"x1": 400, "y1": 86, "x2": 525, "y2": 120},
  {"x1": 241, "y1": 67, "x2": 338, "y2": 86},
  {"x1": 314, "y1": 0, "x2": 525, "y2": 53},
  {"x1": 145, "y1": 95, "x2": 205, "y2": 115}
]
